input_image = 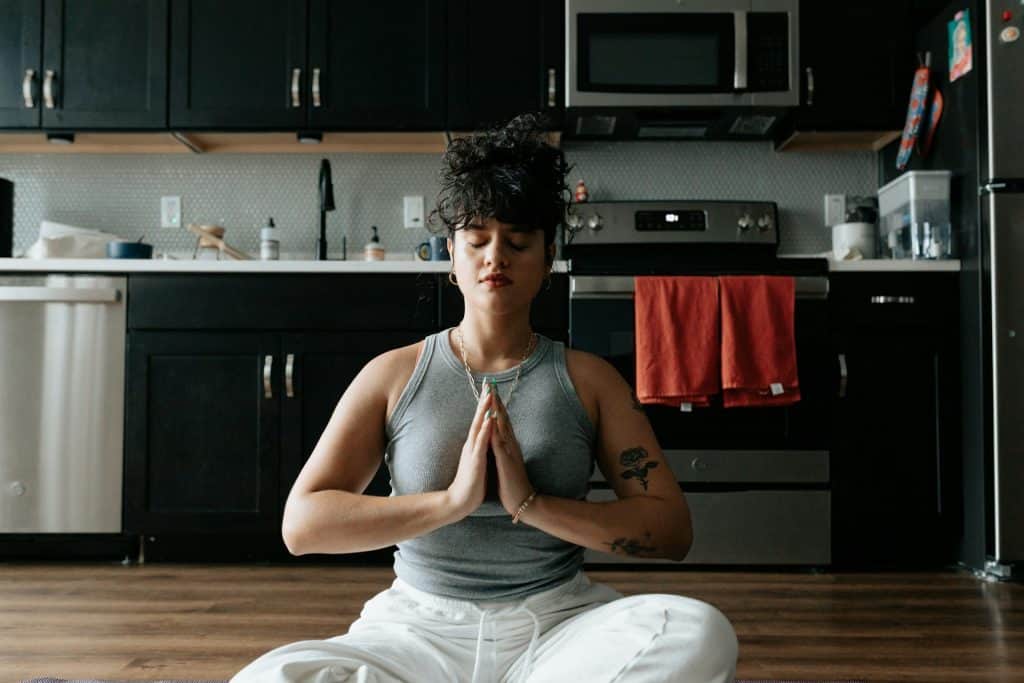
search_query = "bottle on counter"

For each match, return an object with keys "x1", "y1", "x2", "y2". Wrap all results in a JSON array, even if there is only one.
[
  {"x1": 260, "y1": 217, "x2": 279, "y2": 260},
  {"x1": 364, "y1": 225, "x2": 385, "y2": 261}
]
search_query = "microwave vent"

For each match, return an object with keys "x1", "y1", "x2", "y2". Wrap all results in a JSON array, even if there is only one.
[{"x1": 575, "y1": 115, "x2": 617, "y2": 137}]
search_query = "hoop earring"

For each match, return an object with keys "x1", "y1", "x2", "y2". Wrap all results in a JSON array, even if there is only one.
[
  {"x1": 448, "y1": 271, "x2": 458, "y2": 286},
  {"x1": 544, "y1": 274, "x2": 552, "y2": 291}
]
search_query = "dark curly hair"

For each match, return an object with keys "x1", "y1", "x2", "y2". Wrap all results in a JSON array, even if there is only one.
[{"x1": 429, "y1": 113, "x2": 572, "y2": 256}]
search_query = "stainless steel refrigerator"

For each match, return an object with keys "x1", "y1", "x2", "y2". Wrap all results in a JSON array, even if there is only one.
[{"x1": 888, "y1": 0, "x2": 1024, "y2": 579}]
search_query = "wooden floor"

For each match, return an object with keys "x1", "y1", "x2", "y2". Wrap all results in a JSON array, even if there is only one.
[{"x1": 1, "y1": 563, "x2": 1020, "y2": 683}]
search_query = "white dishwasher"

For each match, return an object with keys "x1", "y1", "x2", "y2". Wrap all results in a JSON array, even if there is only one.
[{"x1": 0, "y1": 274, "x2": 126, "y2": 533}]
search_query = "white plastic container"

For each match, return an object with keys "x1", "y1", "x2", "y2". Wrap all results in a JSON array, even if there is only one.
[
  {"x1": 877, "y1": 170, "x2": 953, "y2": 259},
  {"x1": 259, "y1": 217, "x2": 279, "y2": 260}
]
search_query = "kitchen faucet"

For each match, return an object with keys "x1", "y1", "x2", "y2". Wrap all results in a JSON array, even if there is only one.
[{"x1": 316, "y1": 158, "x2": 336, "y2": 260}]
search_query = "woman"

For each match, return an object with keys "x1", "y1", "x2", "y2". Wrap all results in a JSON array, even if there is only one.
[{"x1": 231, "y1": 114, "x2": 738, "y2": 683}]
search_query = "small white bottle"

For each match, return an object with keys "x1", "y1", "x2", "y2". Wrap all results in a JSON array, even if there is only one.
[
  {"x1": 260, "y1": 217, "x2": 279, "y2": 260},
  {"x1": 364, "y1": 226, "x2": 386, "y2": 261}
]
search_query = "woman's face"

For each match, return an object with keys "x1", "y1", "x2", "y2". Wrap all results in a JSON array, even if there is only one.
[{"x1": 447, "y1": 216, "x2": 554, "y2": 315}]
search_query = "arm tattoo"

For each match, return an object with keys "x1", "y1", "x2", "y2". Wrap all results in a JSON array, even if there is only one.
[
  {"x1": 630, "y1": 389, "x2": 644, "y2": 412},
  {"x1": 606, "y1": 530, "x2": 657, "y2": 556},
  {"x1": 619, "y1": 446, "x2": 658, "y2": 491}
]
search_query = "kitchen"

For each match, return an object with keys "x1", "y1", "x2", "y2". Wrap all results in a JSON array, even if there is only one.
[{"x1": 0, "y1": 1, "x2": 1020, "y2": 682}]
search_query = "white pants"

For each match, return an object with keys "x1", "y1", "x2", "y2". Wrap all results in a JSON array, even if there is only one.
[{"x1": 230, "y1": 571, "x2": 738, "y2": 683}]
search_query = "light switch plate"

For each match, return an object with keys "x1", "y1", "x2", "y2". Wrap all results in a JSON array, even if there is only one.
[
  {"x1": 404, "y1": 195, "x2": 425, "y2": 229},
  {"x1": 824, "y1": 193, "x2": 846, "y2": 227},
  {"x1": 161, "y1": 196, "x2": 181, "y2": 229}
]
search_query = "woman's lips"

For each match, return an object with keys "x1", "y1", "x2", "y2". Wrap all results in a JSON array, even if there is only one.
[{"x1": 482, "y1": 276, "x2": 511, "y2": 288}]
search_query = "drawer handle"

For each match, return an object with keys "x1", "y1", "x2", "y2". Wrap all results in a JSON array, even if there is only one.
[
  {"x1": 43, "y1": 69, "x2": 56, "y2": 109},
  {"x1": 290, "y1": 68, "x2": 301, "y2": 108},
  {"x1": 263, "y1": 355, "x2": 273, "y2": 399},
  {"x1": 838, "y1": 353, "x2": 848, "y2": 398},
  {"x1": 22, "y1": 69, "x2": 35, "y2": 108},
  {"x1": 870, "y1": 295, "x2": 916, "y2": 305},
  {"x1": 312, "y1": 67, "x2": 321, "y2": 108},
  {"x1": 285, "y1": 353, "x2": 295, "y2": 398},
  {"x1": 547, "y1": 67, "x2": 557, "y2": 107}
]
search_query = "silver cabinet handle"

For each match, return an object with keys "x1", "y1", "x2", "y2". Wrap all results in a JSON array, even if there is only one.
[
  {"x1": 838, "y1": 353, "x2": 848, "y2": 398},
  {"x1": 871, "y1": 295, "x2": 916, "y2": 304},
  {"x1": 43, "y1": 69, "x2": 55, "y2": 109},
  {"x1": 733, "y1": 12, "x2": 748, "y2": 90},
  {"x1": 805, "y1": 67, "x2": 814, "y2": 106},
  {"x1": 0, "y1": 286, "x2": 120, "y2": 303},
  {"x1": 263, "y1": 355, "x2": 273, "y2": 399},
  {"x1": 312, "y1": 68, "x2": 321, "y2": 108},
  {"x1": 285, "y1": 353, "x2": 295, "y2": 397},
  {"x1": 547, "y1": 67, "x2": 556, "y2": 107},
  {"x1": 291, "y1": 68, "x2": 301, "y2": 108},
  {"x1": 22, "y1": 69, "x2": 35, "y2": 108}
]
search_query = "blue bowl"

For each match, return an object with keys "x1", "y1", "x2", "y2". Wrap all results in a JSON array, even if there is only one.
[{"x1": 107, "y1": 241, "x2": 153, "y2": 259}]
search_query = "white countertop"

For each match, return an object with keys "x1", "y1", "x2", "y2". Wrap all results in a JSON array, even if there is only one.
[
  {"x1": 0, "y1": 256, "x2": 958, "y2": 274},
  {"x1": 779, "y1": 254, "x2": 961, "y2": 272},
  {"x1": 0, "y1": 257, "x2": 570, "y2": 274}
]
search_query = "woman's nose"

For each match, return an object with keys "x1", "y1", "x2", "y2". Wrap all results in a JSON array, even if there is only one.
[{"x1": 484, "y1": 241, "x2": 509, "y2": 266}]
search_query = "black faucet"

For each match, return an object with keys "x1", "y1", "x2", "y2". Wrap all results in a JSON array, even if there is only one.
[{"x1": 316, "y1": 158, "x2": 336, "y2": 260}]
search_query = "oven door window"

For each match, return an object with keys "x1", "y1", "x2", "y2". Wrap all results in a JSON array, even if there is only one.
[
  {"x1": 570, "y1": 297, "x2": 830, "y2": 451},
  {"x1": 577, "y1": 13, "x2": 735, "y2": 93}
]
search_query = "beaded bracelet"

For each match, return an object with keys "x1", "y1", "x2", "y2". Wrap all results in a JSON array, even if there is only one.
[{"x1": 512, "y1": 490, "x2": 537, "y2": 524}]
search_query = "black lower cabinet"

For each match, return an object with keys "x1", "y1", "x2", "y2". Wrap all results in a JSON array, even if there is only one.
[
  {"x1": 124, "y1": 331, "x2": 281, "y2": 538},
  {"x1": 124, "y1": 274, "x2": 439, "y2": 563},
  {"x1": 829, "y1": 273, "x2": 959, "y2": 569}
]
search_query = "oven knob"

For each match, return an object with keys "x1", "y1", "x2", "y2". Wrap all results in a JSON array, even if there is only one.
[
  {"x1": 566, "y1": 213, "x2": 584, "y2": 230},
  {"x1": 690, "y1": 457, "x2": 710, "y2": 472},
  {"x1": 587, "y1": 213, "x2": 603, "y2": 232},
  {"x1": 757, "y1": 215, "x2": 773, "y2": 231},
  {"x1": 737, "y1": 214, "x2": 753, "y2": 231}
]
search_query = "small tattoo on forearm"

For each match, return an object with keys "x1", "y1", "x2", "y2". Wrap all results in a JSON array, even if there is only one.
[
  {"x1": 620, "y1": 446, "x2": 658, "y2": 491},
  {"x1": 606, "y1": 531, "x2": 657, "y2": 556},
  {"x1": 630, "y1": 390, "x2": 644, "y2": 411}
]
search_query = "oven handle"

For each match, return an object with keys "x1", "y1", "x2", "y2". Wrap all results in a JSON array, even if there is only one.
[
  {"x1": 733, "y1": 11, "x2": 748, "y2": 90},
  {"x1": 570, "y1": 275, "x2": 829, "y2": 300}
]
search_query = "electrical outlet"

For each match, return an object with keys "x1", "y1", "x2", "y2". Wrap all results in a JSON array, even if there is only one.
[
  {"x1": 824, "y1": 194, "x2": 846, "y2": 227},
  {"x1": 404, "y1": 195, "x2": 425, "y2": 229},
  {"x1": 161, "y1": 196, "x2": 181, "y2": 229}
]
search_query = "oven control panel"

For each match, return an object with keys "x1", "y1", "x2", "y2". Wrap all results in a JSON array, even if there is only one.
[{"x1": 565, "y1": 200, "x2": 779, "y2": 247}]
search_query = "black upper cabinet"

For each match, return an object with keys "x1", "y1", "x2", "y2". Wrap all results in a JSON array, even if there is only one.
[
  {"x1": 169, "y1": 0, "x2": 307, "y2": 129},
  {"x1": 0, "y1": 0, "x2": 42, "y2": 128},
  {"x1": 447, "y1": 0, "x2": 563, "y2": 131},
  {"x1": 308, "y1": 0, "x2": 445, "y2": 130},
  {"x1": 791, "y1": 0, "x2": 912, "y2": 134},
  {"x1": 0, "y1": 0, "x2": 166, "y2": 129}
]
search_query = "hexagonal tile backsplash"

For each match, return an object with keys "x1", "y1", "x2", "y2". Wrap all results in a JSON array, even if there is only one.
[{"x1": 0, "y1": 141, "x2": 877, "y2": 258}]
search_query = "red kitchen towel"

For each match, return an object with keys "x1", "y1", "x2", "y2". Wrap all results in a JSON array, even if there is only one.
[
  {"x1": 634, "y1": 276, "x2": 719, "y2": 409},
  {"x1": 719, "y1": 275, "x2": 800, "y2": 408}
]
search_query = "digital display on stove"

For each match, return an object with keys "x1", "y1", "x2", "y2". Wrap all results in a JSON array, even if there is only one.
[{"x1": 635, "y1": 210, "x2": 707, "y2": 232}]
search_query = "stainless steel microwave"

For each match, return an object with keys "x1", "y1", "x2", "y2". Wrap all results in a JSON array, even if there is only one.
[{"x1": 566, "y1": 0, "x2": 800, "y2": 109}]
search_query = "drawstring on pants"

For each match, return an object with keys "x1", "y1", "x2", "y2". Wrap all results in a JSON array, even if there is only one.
[{"x1": 468, "y1": 604, "x2": 542, "y2": 683}]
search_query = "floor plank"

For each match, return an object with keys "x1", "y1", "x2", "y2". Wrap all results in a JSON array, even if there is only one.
[{"x1": 1, "y1": 563, "x2": 1020, "y2": 682}]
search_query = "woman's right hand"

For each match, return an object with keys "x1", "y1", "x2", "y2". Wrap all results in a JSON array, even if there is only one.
[{"x1": 445, "y1": 380, "x2": 495, "y2": 519}]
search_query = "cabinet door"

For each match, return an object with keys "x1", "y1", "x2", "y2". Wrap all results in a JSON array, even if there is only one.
[
  {"x1": 279, "y1": 331, "x2": 426, "y2": 512},
  {"x1": 124, "y1": 332, "x2": 280, "y2": 535},
  {"x1": 830, "y1": 333, "x2": 949, "y2": 567},
  {"x1": 447, "y1": 0, "x2": 563, "y2": 131},
  {"x1": 0, "y1": 0, "x2": 42, "y2": 127},
  {"x1": 795, "y1": 0, "x2": 910, "y2": 132},
  {"x1": 307, "y1": 0, "x2": 445, "y2": 129},
  {"x1": 41, "y1": 0, "x2": 167, "y2": 128},
  {"x1": 169, "y1": 0, "x2": 306, "y2": 129}
]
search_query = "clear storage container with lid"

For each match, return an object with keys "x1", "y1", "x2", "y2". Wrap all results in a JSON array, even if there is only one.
[{"x1": 877, "y1": 170, "x2": 953, "y2": 259}]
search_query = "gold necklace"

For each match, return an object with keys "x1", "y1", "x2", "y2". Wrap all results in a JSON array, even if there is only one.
[{"x1": 455, "y1": 326, "x2": 536, "y2": 409}]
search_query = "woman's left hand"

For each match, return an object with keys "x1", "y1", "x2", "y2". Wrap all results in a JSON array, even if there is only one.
[{"x1": 487, "y1": 383, "x2": 535, "y2": 516}]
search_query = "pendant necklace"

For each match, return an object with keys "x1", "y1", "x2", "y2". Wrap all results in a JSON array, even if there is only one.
[{"x1": 455, "y1": 326, "x2": 535, "y2": 409}]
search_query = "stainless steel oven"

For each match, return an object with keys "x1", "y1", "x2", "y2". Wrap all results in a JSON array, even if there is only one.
[
  {"x1": 566, "y1": 201, "x2": 831, "y2": 567},
  {"x1": 566, "y1": 0, "x2": 799, "y2": 108}
]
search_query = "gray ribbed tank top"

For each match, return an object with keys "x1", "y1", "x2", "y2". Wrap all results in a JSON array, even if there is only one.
[{"x1": 383, "y1": 327, "x2": 597, "y2": 601}]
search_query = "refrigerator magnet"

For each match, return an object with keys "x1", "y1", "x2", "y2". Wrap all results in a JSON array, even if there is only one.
[{"x1": 948, "y1": 10, "x2": 974, "y2": 82}]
